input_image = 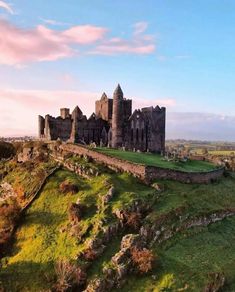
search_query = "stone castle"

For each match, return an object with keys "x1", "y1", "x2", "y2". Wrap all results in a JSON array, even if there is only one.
[{"x1": 38, "y1": 85, "x2": 166, "y2": 153}]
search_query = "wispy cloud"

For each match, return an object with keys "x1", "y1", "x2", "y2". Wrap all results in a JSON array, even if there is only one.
[
  {"x1": 133, "y1": 21, "x2": 148, "y2": 35},
  {"x1": 90, "y1": 21, "x2": 155, "y2": 55},
  {"x1": 39, "y1": 17, "x2": 71, "y2": 26},
  {"x1": 0, "y1": 0, "x2": 14, "y2": 14}
]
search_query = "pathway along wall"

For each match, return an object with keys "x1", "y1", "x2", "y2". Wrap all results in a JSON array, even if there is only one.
[{"x1": 59, "y1": 144, "x2": 224, "y2": 184}]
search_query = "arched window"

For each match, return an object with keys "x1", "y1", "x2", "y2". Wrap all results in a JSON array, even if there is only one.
[
  {"x1": 141, "y1": 129, "x2": 144, "y2": 141},
  {"x1": 136, "y1": 128, "x2": 139, "y2": 142}
]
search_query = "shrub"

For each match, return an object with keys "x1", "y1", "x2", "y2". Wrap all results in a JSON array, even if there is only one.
[
  {"x1": 54, "y1": 260, "x2": 86, "y2": 292},
  {"x1": 83, "y1": 248, "x2": 97, "y2": 261},
  {"x1": 125, "y1": 212, "x2": 142, "y2": 230},
  {"x1": 131, "y1": 247, "x2": 155, "y2": 274},
  {"x1": 0, "y1": 198, "x2": 21, "y2": 225},
  {"x1": 68, "y1": 203, "x2": 83, "y2": 224},
  {"x1": 0, "y1": 142, "x2": 15, "y2": 159},
  {"x1": 60, "y1": 181, "x2": 78, "y2": 194}
]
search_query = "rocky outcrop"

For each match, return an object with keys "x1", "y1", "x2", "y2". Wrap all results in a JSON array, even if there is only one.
[{"x1": 139, "y1": 209, "x2": 235, "y2": 247}]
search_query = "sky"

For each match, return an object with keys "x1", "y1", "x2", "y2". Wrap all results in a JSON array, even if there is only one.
[{"x1": 0, "y1": 0, "x2": 235, "y2": 141}]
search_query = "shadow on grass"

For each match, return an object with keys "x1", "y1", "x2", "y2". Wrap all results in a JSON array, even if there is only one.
[
  {"x1": 0, "y1": 260, "x2": 55, "y2": 292},
  {"x1": 23, "y1": 210, "x2": 65, "y2": 227}
]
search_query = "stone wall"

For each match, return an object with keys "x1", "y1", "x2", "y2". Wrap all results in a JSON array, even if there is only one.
[
  {"x1": 59, "y1": 144, "x2": 224, "y2": 184},
  {"x1": 145, "y1": 165, "x2": 225, "y2": 184},
  {"x1": 60, "y1": 144, "x2": 146, "y2": 179}
]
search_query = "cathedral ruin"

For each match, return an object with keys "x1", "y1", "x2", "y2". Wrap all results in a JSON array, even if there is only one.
[{"x1": 38, "y1": 85, "x2": 166, "y2": 153}]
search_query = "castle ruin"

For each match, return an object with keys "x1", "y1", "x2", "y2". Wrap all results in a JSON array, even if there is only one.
[{"x1": 38, "y1": 85, "x2": 166, "y2": 153}]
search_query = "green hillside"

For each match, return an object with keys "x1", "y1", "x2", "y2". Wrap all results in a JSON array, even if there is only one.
[{"x1": 0, "y1": 155, "x2": 235, "y2": 291}]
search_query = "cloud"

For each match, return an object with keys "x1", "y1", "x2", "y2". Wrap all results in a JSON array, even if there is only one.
[
  {"x1": 0, "y1": 20, "x2": 156, "y2": 66},
  {"x1": 89, "y1": 21, "x2": 155, "y2": 55},
  {"x1": 133, "y1": 22, "x2": 148, "y2": 35},
  {"x1": 167, "y1": 112, "x2": 235, "y2": 141},
  {"x1": 0, "y1": 20, "x2": 107, "y2": 66},
  {"x1": 0, "y1": 1, "x2": 13, "y2": 14},
  {"x1": 39, "y1": 17, "x2": 71, "y2": 26}
]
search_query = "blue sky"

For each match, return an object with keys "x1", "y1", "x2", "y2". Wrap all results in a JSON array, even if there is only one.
[{"x1": 0, "y1": 0, "x2": 235, "y2": 140}]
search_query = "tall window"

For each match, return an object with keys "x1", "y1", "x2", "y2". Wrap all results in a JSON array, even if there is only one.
[
  {"x1": 141, "y1": 129, "x2": 144, "y2": 141},
  {"x1": 131, "y1": 129, "x2": 133, "y2": 142},
  {"x1": 136, "y1": 128, "x2": 139, "y2": 142}
]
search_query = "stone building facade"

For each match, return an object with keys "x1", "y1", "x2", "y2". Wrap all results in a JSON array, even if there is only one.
[{"x1": 38, "y1": 85, "x2": 166, "y2": 153}]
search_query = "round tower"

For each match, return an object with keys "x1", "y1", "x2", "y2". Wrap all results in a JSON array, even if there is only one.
[
  {"x1": 112, "y1": 84, "x2": 124, "y2": 148},
  {"x1": 38, "y1": 115, "x2": 45, "y2": 139}
]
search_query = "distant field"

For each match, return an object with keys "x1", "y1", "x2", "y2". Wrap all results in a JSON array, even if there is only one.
[
  {"x1": 209, "y1": 150, "x2": 235, "y2": 156},
  {"x1": 95, "y1": 148, "x2": 217, "y2": 172}
]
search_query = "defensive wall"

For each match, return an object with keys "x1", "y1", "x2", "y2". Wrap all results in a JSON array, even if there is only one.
[{"x1": 59, "y1": 143, "x2": 224, "y2": 184}]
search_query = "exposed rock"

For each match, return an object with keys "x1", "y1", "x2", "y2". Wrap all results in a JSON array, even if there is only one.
[
  {"x1": 121, "y1": 234, "x2": 144, "y2": 250},
  {"x1": 102, "y1": 186, "x2": 115, "y2": 204},
  {"x1": 84, "y1": 278, "x2": 106, "y2": 292},
  {"x1": 112, "y1": 248, "x2": 130, "y2": 266},
  {"x1": 151, "y1": 182, "x2": 162, "y2": 192}
]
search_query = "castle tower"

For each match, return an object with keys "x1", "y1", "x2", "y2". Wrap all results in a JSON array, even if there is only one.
[
  {"x1": 70, "y1": 106, "x2": 83, "y2": 143},
  {"x1": 44, "y1": 115, "x2": 51, "y2": 140},
  {"x1": 38, "y1": 115, "x2": 45, "y2": 138},
  {"x1": 112, "y1": 84, "x2": 124, "y2": 148}
]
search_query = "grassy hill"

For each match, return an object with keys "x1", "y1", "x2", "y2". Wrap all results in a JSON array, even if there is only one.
[{"x1": 0, "y1": 154, "x2": 234, "y2": 291}]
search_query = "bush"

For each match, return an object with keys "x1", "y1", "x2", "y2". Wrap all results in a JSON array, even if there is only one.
[
  {"x1": 0, "y1": 198, "x2": 21, "y2": 225},
  {"x1": 83, "y1": 248, "x2": 97, "y2": 261},
  {"x1": 54, "y1": 260, "x2": 86, "y2": 291},
  {"x1": 0, "y1": 142, "x2": 15, "y2": 159},
  {"x1": 60, "y1": 181, "x2": 78, "y2": 194},
  {"x1": 68, "y1": 203, "x2": 83, "y2": 224},
  {"x1": 125, "y1": 212, "x2": 142, "y2": 230},
  {"x1": 131, "y1": 247, "x2": 155, "y2": 274}
]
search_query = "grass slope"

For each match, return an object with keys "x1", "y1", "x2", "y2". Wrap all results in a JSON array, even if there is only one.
[
  {"x1": 95, "y1": 147, "x2": 216, "y2": 172},
  {"x1": 0, "y1": 170, "x2": 80, "y2": 291},
  {"x1": 0, "y1": 158, "x2": 235, "y2": 292},
  {"x1": 121, "y1": 217, "x2": 235, "y2": 292},
  {"x1": 0, "y1": 166, "x2": 155, "y2": 291}
]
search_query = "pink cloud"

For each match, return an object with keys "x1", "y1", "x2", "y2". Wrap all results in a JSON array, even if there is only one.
[
  {"x1": 62, "y1": 25, "x2": 108, "y2": 44},
  {"x1": 91, "y1": 22, "x2": 155, "y2": 55},
  {"x1": 0, "y1": 20, "x2": 107, "y2": 65},
  {"x1": 0, "y1": 20, "x2": 156, "y2": 66}
]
